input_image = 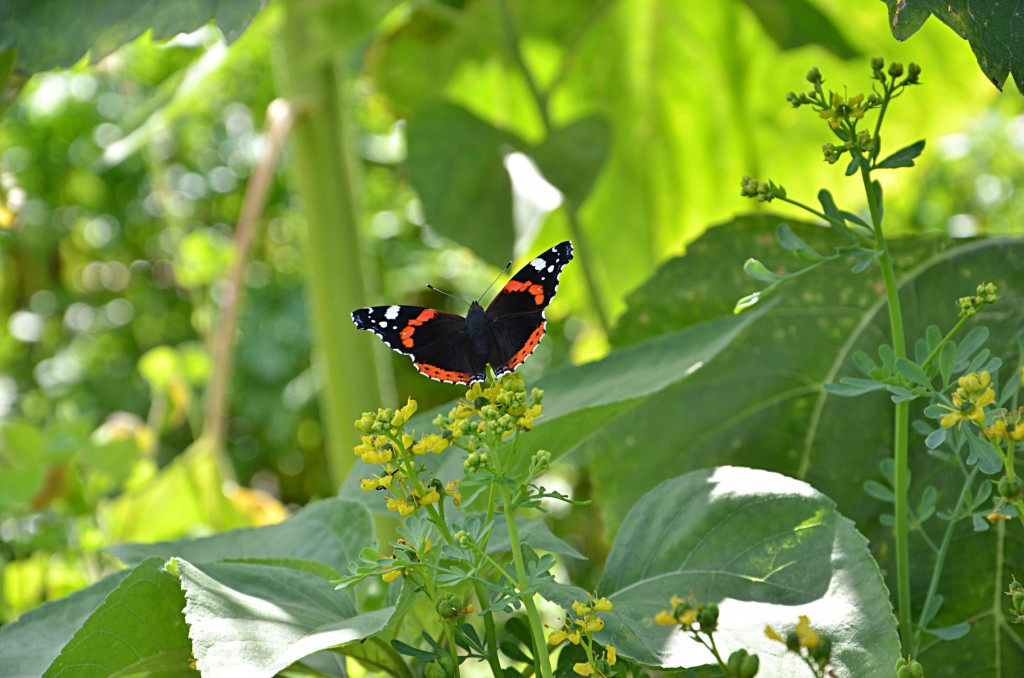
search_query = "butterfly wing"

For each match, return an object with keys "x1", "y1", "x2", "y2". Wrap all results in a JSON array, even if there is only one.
[
  {"x1": 351, "y1": 305, "x2": 480, "y2": 384},
  {"x1": 485, "y1": 240, "x2": 573, "y2": 376}
]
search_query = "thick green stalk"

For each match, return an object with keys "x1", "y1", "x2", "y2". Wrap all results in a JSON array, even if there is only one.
[
  {"x1": 276, "y1": 1, "x2": 385, "y2": 486},
  {"x1": 861, "y1": 164, "x2": 912, "y2": 654},
  {"x1": 499, "y1": 483, "x2": 552, "y2": 677}
]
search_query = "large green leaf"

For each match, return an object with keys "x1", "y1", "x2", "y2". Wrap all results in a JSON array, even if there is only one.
[
  {"x1": 0, "y1": 0, "x2": 262, "y2": 73},
  {"x1": 0, "y1": 559, "x2": 194, "y2": 678},
  {"x1": 405, "y1": 102, "x2": 523, "y2": 267},
  {"x1": 109, "y1": 497, "x2": 371, "y2": 575},
  {"x1": 175, "y1": 559, "x2": 393, "y2": 677},
  {"x1": 0, "y1": 570, "x2": 129, "y2": 678},
  {"x1": 884, "y1": 1, "x2": 1024, "y2": 93},
  {"x1": 530, "y1": 116, "x2": 612, "y2": 209},
  {"x1": 590, "y1": 217, "x2": 1024, "y2": 674},
  {"x1": 542, "y1": 467, "x2": 899, "y2": 675}
]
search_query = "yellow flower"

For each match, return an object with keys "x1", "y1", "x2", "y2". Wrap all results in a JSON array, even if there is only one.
[
  {"x1": 583, "y1": 617, "x2": 604, "y2": 632},
  {"x1": 391, "y1": 397, "x2": 418, "y2": 427},
  {"x1": 592, "y1": 597, "x2": 613, "y2": 611},
  {"x1": 655, "y1": 610, "x2": 678, "y2": 626},
  {"x1": 606, "y1": 645, "x2": 616, "y2": 665},
  {"x1": 419, "y1": 489, "x2": 441, "y2": 505},
  {"x1": 444, "y1": 480, "x2": 461, "y2": 505},
  {"x1": 359, "y1": 477, "x2": 378, "y2": 492},
  {"x1": 386, "y1": 496, "x2": 416, "y2": 516},
  {"x1": 765, "y1": 625, "x2": 784, "y2": 642},
  {"x1": 548, "y1": 629, "x2": 567, "y2": 645},
  {"x1": 572, "y1": 600, "x2": 589, "y2": 616},
  {"x1": 795, "y1": 615, "x2": 819, "y2": 649},
  {"x1": 567, "y1": 629, "x2": 582, "y2": 645},
  {"x1": 381, "y1": 568, "x2": 402, "y2": 583},
  {"x1": 572, "y1": 663, "x2": 594, "y2": 676},
  {"x1": 413, "y1": 434, "x2": 449, "y2": 455}
]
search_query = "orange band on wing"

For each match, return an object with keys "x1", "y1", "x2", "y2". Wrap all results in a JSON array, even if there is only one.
[
  {"x1": 399, "y1": 309, "x2": 438, "y2": 348},
  {"x1": 414, "y1": 362, "x2": 475, "y2": 384},
  {"x1": 507, "y1": 321, "x2": 546, "y2": 370},
  {"x1": 503, "y1": 280, "x2": 545, "y2": 305}
]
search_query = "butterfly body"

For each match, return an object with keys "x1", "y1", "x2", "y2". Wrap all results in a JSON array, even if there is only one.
[{"x1": 352, "y1": 241, "x2": 573, "y2": 384}]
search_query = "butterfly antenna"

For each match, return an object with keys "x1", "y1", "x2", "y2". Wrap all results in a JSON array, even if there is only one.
[
  {"x1": 477, "y1": 260, "x2": 512, "y2": 303},
  {"x1": 426, "y1": 283, "x2": 472, "y2": 307}
]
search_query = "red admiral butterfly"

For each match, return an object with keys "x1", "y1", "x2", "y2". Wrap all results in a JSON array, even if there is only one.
[{"x1": 352, "y1": 241, "x2": 573, "y2": 384}]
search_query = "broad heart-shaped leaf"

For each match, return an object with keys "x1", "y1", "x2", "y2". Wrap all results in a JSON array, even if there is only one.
[
  {"x1": 109, "y1": 497, "x2": 371, "y2": 575},
  {"x1": 595, "y1": 216, "x2": 1024, "y2": 674},
  {"x1": 0, "y1": 570, "x2": 129, "y2": 678},
  {"x1": 341, "y1": 307, "x2": 765, "y2": 510},
  {"x1": 0, "y1": 0, "x2": 262, "y2": 73},
  {"x1": 175, "y1": 559, "x2": 393, "y2": 678},
  {"x1": 0, "y1": 559, "x2": 193, "y2": 677},
  {"x1": 405, "y1": 103, "x2": 611, "y2": 266},
  {"x1": 530, "y1": 116, "x2": 612, "y2": 209},
  {"x1": 542, "y1": 467, "x2": 899, "y2": 676},
  {"x1": 884, "y1": 0, "x2": 1024, "y2": 93},
  {"x1": 405, "y1": 102, "x2": 523, "y2": 267}
]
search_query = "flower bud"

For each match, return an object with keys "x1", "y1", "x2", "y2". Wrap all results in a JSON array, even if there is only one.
[
  {"x1": 999, "y1": 476, "x2": 1023, "y2": 500},
  {"x1": 806, "y1": 67, "x2": 822, "y2": 85},
  {"x1": 871, "y1": 57, "x2": 884, "y2": 71},
  {"x1": 739, "y1": 653, "x2": 760, "y2": 678},
  {"x1": 888, "y1": 62, "x2": 904, "y2": 78}
]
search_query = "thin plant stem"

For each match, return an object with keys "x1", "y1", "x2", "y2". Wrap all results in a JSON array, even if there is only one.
[
  {"x1": 912, "y1": 464, "x2": 979, "y2": 655},
  {"x1": 492, "y1": 0, "x2": 611, "y2": 336},
  {"x1": 499, "y1": 482, "x2": 553, "y2": 677},
  {"x1": 203, "y1": 99, "x2": 294, "y2": 465},
  {"x1": 861, "y1": 161, "x2": 912, "y2": 655}
]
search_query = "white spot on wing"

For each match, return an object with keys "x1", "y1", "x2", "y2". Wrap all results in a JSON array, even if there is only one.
[
  {"x1": 378, "y1": 321, "x2": 387, "y2": 327},
  {"x1": 547, "y1": 265, "x2": 554, "y2": 273},
  {"x1": 530, "y1": 257, "x2": 546, "y2": 271},
  {"x1": 385, "y1": 306, "x2": 400, "y2": 320}
]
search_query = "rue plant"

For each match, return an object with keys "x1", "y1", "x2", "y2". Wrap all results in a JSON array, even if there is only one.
[{"x1": 739, "y1": 57, "x2": 1024, "y2": 669}]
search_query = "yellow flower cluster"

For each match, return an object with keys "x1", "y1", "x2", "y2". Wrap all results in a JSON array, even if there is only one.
[
  {"x1": 765, "y1": 615, "x2": 819, "y2": 649},
  {"x1": 548, "y1": 595, "x2": 616, "y2": 676},
  {"x1": 818, "y1": 92, "x2": 866, "y2": 129},
  {"x1": 654, "y1": 595, "x2": 699, "y2": 628},
  {"x1": 939, "y1": 371, "x2": 995, "y2": 429},
  {"x1": 985, "y1": 408, "x2": 1024, "y2": 442}
]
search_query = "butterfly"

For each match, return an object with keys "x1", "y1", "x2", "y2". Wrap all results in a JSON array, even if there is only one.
[{"x1": 352, "y1": 241, "x2": 573, "y2": 384}]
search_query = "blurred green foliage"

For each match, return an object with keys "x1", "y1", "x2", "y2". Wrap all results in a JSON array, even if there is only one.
[{"x1": 0, "y1": 0, "x2": 1023, "y2": 633}]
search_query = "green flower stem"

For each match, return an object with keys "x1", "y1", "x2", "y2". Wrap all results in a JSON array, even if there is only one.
[
  {"x1": 498, "y1": 482, "x2": 553, "y2": 677},
  {"x1": 919, "y1": 314, "x2": 972, "y2": 374},
  {"x1": 861, "y1": 161, "x2": 912, "y2": 655},
  {"x1": 471, "y1": 580, "x2": 505, "y2": 678},
  {"x1": 419, "y1": 574, "x2": 461, "y2": 677},
  {"x1": 912, "y1": 464, "x2": 979, "y2": 655}
]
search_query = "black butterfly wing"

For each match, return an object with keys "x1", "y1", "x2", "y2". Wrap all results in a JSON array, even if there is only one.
[
  {"x1": 484, "y1": 241, "x2": 573, "y2": 376},
  {"x1": 351, "y1": 305, "x2": 481, "y2": 384}
]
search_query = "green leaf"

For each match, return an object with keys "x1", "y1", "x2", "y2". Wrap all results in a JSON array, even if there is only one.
[
  {"x1": 864, "y1": 479, "x2": 895, "y2": 503},
  {"x1": 542, "y1": 468, "x2": 899, "y2": 675},
  {"x1": 883, "y1": 1, "x2": 1024, "y2": 93},
  {"x1": 895, "y1": 357, "x2": 932, "y2": 388},
  {"x1": 176, "y1": 559, "x2": 393, "y2": 677},
  {"x1": 0, "y1": 0, "x2": 263, "y2": 73},
  {"x1": 0, "y1": 570, "x2": 130, "y2": 677},
  {"x1": 740, "y1": 0, "x2": 859, "y2": 57},
  {"x1": 875, "y1": 140, "x2": 926, "y2": 169},
  {"x1": 0, "y1": 421, "x2": 47, "y2": 510},
  {"x1": 884, "y1": 0, "x2": 931, "y2": 40},
  {"x1": 776, "y1": 223, "x2": 825, "y2": 261},
  {"x1": 109, "y1": 498, "x2": 371, "y2": 575},
  {"x1": 488, "y1": 517, "x2": 585, "y2": 560},
  {"x1": 405, "y1": 102, "x2": 523, "y2": 267},
  {"x1": 530, "y1": 116, "x2": 612, "y2": 208},
  {"x1": 924, "y1": 623, "x2": 972, "y2": 641},
  {"x1": 938, "y1": 341, "x2": 957, "y2": 386},
  {"x1": 582, "y1": 219, "x2": 1024, "y2": 673},
  {"x1": 743, "y1": 258, "x2": 783, "y2": 282}
]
